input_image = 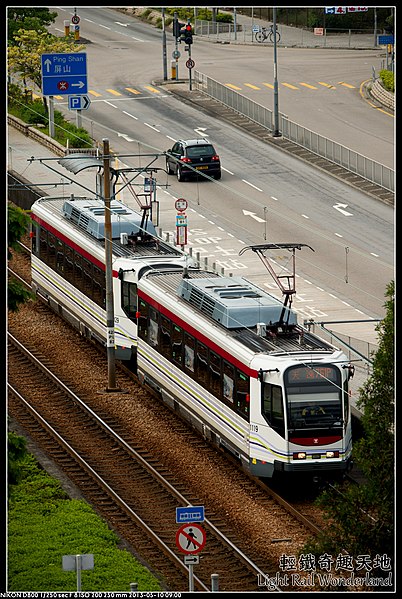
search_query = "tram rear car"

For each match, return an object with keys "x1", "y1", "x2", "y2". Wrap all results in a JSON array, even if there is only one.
[{"x1": 30, "y1": 195, "x2": 192, "y2": 361}]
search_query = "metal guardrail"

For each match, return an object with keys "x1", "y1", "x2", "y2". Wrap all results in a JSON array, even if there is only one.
[
  {"x1": 193, "y1": 71, "x2": 394, "y2": 193},
  {"x1": 194, "y1": 19, "x2": 380, "y2": 50}
]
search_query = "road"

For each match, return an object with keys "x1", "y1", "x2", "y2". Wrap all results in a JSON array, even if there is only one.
[
  {"x1": 50, "y1": 7, "x2": 394, "y2": 168},
  {"x1": 23, "y1": 6, "x2": 394, "y2": 347}
]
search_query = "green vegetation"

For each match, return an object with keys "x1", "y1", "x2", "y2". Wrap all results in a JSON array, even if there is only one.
[
  {"x1": 8, "y1": 87, "x2": 92, "y2": 148},
  {"x1": 7, "y1": 14, "x2": 93, "y2": 149},
  {"x1": 7, "y1": 438, "x2": 162, "y2": 592},
  {"x1": 301, "y1": 282, "x2": 394, "y2": 587},
  {"x1": 7, "y1": 204, "x2": 34, "y2": 311},
  {"x1": 379, "y1": 69, "x2": 394, "y2": 93},
  {"x1": 7, "y1": 7, "x2": 58, "y2": 45}
]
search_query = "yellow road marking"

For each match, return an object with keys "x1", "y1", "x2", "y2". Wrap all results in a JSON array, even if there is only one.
[
  {"x1": 244, "y1": 83, "x2": 261, "y2": 90},
  {"x1": 338, "y1": 81, "x2": 356, "y2": 88},
  {"x1": 262, "y1": 82, "x2": 274, "y2": 89},
  {"x1": 318, "y1": 81, "x2": 336, "y2": 89},
  {"x1": 144, "y1": 85, "x2": 160, "y2": 93},
  {"x1": 125, "y1": 87, "x2": 141, "y2": 94},
  {"x1": 88, "y1": 90, "x2": 102, "y2": 97},
  {"x1": 299, "y1": 82, "x2": 318, "y2": 89},
  {"x1": 225, "y1": 83, "x2": 242, "y2": 90},
  {"x1": 106, "y1": 88, "x2": 122, "y2": 96},
  {"x1": 282, "y1": 82, "x2": 299, "y2": 90}
]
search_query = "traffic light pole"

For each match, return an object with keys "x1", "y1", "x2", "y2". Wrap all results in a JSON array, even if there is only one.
[{"x1": 188, "y1": 45, "x2": 192, "y2": 91}]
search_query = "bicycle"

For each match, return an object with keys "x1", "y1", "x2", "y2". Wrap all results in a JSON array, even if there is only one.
[{"x1": 255, "y1": 24, "x2": 281, "y2": 43}]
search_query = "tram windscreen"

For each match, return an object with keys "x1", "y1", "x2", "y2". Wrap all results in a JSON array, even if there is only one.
[{"x1": 284, "y1": 364, "x2": 343, "y2": 428}]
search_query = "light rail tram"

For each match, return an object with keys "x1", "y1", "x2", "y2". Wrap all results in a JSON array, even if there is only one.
[{"x1": 30, "y1": 195, "x2": 354, "y2": 478}]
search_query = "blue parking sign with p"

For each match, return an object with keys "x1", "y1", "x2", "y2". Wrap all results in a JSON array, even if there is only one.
[{"x1": 69, "y1": 96, "x2": 82, "y2": 109}]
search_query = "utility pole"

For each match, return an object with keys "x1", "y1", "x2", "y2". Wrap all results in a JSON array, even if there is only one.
[
  {"x1": 102, "y1": 138, "x2": 118, "y2": 391},
  {"x1": 272, "y1": 7, "x2": 281, "y2": 137},
  {"x1": 162, "y1": 7, "x2": 168, "y2": 80}
]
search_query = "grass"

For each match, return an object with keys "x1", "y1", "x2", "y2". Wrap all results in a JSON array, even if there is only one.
[{"x1": 7, "y1": 449, "x2": 163, "y2": 592}]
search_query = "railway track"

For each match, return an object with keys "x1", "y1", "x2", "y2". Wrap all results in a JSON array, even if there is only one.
[
  {"x1": 7, "y1": 238, "x2": 338, "y2": 592},
  {"x1": 8, "y1": 333, "x2": 285, "y2": 591}
]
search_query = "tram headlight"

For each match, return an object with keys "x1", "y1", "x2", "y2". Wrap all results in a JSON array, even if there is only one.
[
  {"x1": 326, "y1": 450, "x2": 339, "y2": 458},
  {"x1": 293, "y1": 452, "x2": 307, "y2": 460}
]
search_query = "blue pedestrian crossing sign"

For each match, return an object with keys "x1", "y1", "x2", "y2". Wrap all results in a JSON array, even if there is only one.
[
  {"x1": 41, "y1": 52, "x2": 88, "y2": 96},
  {"x1": 176, "y1": 505, "x2": 205, "y2": 523}
]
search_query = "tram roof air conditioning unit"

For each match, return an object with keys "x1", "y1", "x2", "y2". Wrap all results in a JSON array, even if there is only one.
[
  {"x1": 62, "y1": 198, "x2": 157, "y2": 241},
  {"x1": 177, "y1": 276, "x2": 297, "y2": 330}
]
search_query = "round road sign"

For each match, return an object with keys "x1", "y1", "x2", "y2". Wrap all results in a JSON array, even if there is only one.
[
  {"x1": 172, "y1": 50, "x2": 181, "y2": 59},
  {"x1": 186, "y1": 58, "x2": 195, "y2": 69},
  {"x1": 175, "y1": 198, "x2": 188, "y2": 212},
  {"x1": 175, "y1": 523, "x2": 206, "y2": 555},
  {"x1": 71, "y1": 15, "x2": 80, "y2": 24}
]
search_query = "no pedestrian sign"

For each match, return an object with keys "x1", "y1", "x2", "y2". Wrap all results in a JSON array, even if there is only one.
[{"x1": 175, "y1": 523, "x2": 206, "y2": 554}]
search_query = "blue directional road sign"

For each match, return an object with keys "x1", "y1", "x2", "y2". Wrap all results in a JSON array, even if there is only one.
[
  {"x1": 41, "y1": 53, "x2": 87, "y2": 96},
  {"x1": 176, "y1": 506, "x2": 205, "y2": 524},
  {"x1": 68, "y1": 95, "x2": 91, "y2": 110},
  {"x1": 378, "y1": 35, "x2": 394, "y2": 45}
]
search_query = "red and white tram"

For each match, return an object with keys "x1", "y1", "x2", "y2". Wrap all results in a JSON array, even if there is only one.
[{"x1": 30, "y1": 195, "x2": 353, "y2": 478}]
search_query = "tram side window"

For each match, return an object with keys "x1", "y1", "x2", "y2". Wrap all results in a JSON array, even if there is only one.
[
  {"x1": 47, "y1": 232, "x2": 57, "y2": 269},
  {"x1": 56, "y1": 239, "x2": 64, "y2": 273},
  {"x1": 83, "y1": 258, "x2": 93, "y2": 296},
  {"x1": 195, "y1": 342, "x2": 209, "y2": 385},
  {"x1": 160, "y1": 316, "x2": 172, "y2": 360},
  {"x1": 138, "y1": 299, "x2": 148, "y2": 339},
  {"x1": 184, "y1": 333, "x2": 195, "y2": 373},
  {"x1": 148, "y1": 307, "x2": 159, "y2": 347},
  {"x1": 223, "y1": 361, "x2": 234, "y2": 404},
  {"x1": 172, "y1": 324, "x2": 183, "y2": 365},
  {"x1": 74, "y1": 253, "x2": 83, "y2": 290},
  {"x1": 39, "y1": 228, "x2": 47, "y2": 260},
  {"x1": 262, "y1": 383, "x2": 285, "y2": 437},
  {"x1": 64, "y1": 246, "x2": 74, "y2": 281},
  {"x1": 122, "y1": 281, "x2": 138, "y2": 319},
  {"x1": 209, "y1": 351, "x2": 222, "y2": 398},
  {"x1": 343, "y1": 381, "x2": 349, "y2": 429},
  {"x1": 236, "y1": 371, "x2": 250, "y2": 421},
  {"x1": 31, "y1": 223, "x2": 39, "y2": 255},
  {"x1": 93, "y1": 266, "x2": 105, "y2": 307}
]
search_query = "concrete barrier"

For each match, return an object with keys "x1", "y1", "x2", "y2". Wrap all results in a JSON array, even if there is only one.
[{"x1": 369, "y1": 78, "x2": 394, "y2": 111}]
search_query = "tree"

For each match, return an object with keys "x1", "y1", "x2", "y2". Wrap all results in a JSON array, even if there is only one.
[
  {"x1": 7, "y1": 7, "x2": 58, "y2": 45},
  {"x1": 301, "y1": 282, "x2": 394, "y2": 585},
  {"x1": 8, "y1": 29, "x2": 85, "y2": 99},
  {"x1": 8, "y1": 204, "x2": 33, "y2": 311}
]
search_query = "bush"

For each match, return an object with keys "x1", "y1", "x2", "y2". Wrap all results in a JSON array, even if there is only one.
[
  {"x1": 8, "y1": 445, "x2": 162, "y2": 591},
  {"x1": 379, "y1": 69, "x2": 394, "y2": 93},
  {"x1": 8, "y1": 86, "x2": 93, "y2": 148}
]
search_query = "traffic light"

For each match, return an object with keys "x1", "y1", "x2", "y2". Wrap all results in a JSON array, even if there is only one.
[
  {"x1": 173, "y1": 20, "x2": 185, "y2": 39},
  {"x1": 184, "y1": 23, "x2": 193, "y2": 45}
]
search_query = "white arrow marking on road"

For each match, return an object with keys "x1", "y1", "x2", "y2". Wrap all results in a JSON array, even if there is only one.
[
  {"x1": 333, "y1": 203, "x2": 353, "y2": 216},
  {"x1": 242, "y1": 210, "x2": 266, "y2": 223},
  {"x1": 194, "y1": 127, "x2": 207, "y2": 136},
  {"x1": 117, "y1": 133, "x2": 135, "y2": 142}
]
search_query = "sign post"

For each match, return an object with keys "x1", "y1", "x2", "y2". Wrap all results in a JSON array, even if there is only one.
[
  {"x1": 175, "y1": 522, "x2": 206, "y2": 592},
  {"x1": 62, "y1": 553, "x2": 94, "y2": 591},
  {"x1": 175, "y1": 198, "x2": 188, "y2": 251},
  {"x1": 41, "y1": 52, "x2": 88, "y2": 138}
]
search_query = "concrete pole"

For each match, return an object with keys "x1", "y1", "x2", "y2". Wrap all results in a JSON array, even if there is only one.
[{"x1": 103, "y1": 138, "x2": 117, "y2": 390}]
